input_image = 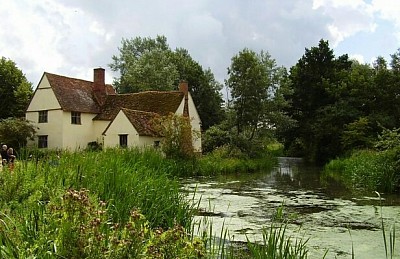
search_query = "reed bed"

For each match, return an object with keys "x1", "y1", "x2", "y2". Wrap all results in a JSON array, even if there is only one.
[
  {"x1": 323, "y1": 149, "x2": 400, "y2": 193},
  {"x1": 0, "y1": 148, "x2": 203, "y2": 258},
  {"x1": 0, "y1": 147, "x2": 299, "y2": 258}
]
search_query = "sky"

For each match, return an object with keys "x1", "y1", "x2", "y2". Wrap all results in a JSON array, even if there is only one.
[{"x1": 1, "y1": 0, "x2": 400, "y2": 88}]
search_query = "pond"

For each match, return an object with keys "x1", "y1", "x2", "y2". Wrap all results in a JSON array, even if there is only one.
[{"x1": 181, "y1": 157, "x2": 400, "y2": 258}]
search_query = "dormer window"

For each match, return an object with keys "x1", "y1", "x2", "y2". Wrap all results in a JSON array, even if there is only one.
[
  {"x1": 38, "y1": 110, "x2": 48, "y2": 123},
  {"x1": 71, "y1": 112, "x2": 81, "y2": 124}
]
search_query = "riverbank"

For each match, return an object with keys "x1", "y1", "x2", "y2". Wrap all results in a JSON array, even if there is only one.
[
  {"x1": 0, "y1": 147, "x2": 279, "y2": 258},
  {"x1": 0, "y1": 148, "x2": 199, "y2": 257},
  {"x1": 324, "y1": 148, "x2": 400, "y2": 193}
]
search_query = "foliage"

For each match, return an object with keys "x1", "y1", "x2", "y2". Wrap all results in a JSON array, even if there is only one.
[
  {"x1": 282, "y1": 39, "x2": 353, "y2": 163},
  {"x1": 196, "y1": 145, "x2": 277, "y2": 175},
  {"x1": 110, "y1": 35, "x2": 224, "y2": 130},
  {"x1": 375, "y1": 126, "x2": 400, "y2": 150},
  {"x1": 202, "y1": 123, "x2": 232, "y2": 154},
  {"x1": 0, "y1": 117, "x2": 37, "y2": 149},
  {"x1": 281, "y1": 40, "x2": 400, "y2": 164},
  {"x1": 324, "y1": 149, "x2": 400, "y2": 193},
  {"x1": 0, "y1": 57, "x2": 33, "y2": 119},
  {"x1": 172, "y1": 48, "x2": 225, "y2": 130},
  {"x1": 110, "y1": 35, "x2": 172, "y2": 93},
  {"x1": 341, "y1": 117, "x2": 374, "y2": 152},
  {"x1": 153, "y1": 113, "x2": 195, "y2": 159},
  {"x1": 223, "y1": 49, "x2": 294, "y2": 157},
  {"x1": 0, "y1": 188, "x2": 205, "y2": 258},
  {"x1": 226, "y1": 49, "x2": 271, "y2": 137}
]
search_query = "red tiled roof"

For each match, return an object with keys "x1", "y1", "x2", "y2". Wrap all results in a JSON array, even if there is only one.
[
  {"x1": 121, "y1": 108, "x2": 162, "y2": 137},
  {"x1": 94, "y1": 91, "x2": 184, "y2": 120},
  {"x1": 45, "y1": 72, "x2": 115, "y2": 113},
  {"x1": 44, "y1": 72, "x2": 184, "y2": 133}
]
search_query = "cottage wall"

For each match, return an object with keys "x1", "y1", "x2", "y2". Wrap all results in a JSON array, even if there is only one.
[
  {"x1": 26, "y1": 76, "x2": 60, "y2": 112},
  {"x1": 175, "y1": 92, "x2": 202, "y2": 152},
  {"x1": 26, "y1": 109, "x2": 64, "y2": 148},
  {"x1": 103, "y1": 111, "x2": 139, "y2": 148},
  {"x1": 26, "y1": 75, "x2": 64, "y2": 149},
  {"x1": 61, "y1": 112, "x2": 98, "y2": 150}
]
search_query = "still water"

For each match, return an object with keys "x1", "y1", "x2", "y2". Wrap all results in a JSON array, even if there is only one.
[{"x1": 181, "y1": 157, "x2": 400, "y2": 258}]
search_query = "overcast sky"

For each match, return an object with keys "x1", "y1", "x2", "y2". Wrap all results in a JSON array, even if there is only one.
[{"x1": 1, "y1": 0, "x2": 400, "y2": 87}]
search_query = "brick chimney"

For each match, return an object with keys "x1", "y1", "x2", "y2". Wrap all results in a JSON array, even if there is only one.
[
  {"x1": 179, "y1": 80, "x2": 189, "y2": 117},
  {"x1": 93, "y1": 68, "x2": 106, "y2": 106}
]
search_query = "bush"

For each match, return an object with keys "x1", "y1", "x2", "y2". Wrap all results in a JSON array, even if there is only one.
[{"x1": 0, "y1": 188, "x2": 205, "y2": 258}]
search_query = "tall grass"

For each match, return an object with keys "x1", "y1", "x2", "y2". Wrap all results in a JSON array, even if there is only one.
[
  {"x1": 0, "y1": 147, "x2": 207, "y2": 258},
  {"x1": 195, "y1": 147, "x2": 277, "y2": 176},
  {"x1": 246, "y1": 224, "x2": 309, "y2": 259},
  {"x1": 1, "y1": 148, "x2": 193, "y2": 228},
  {"x1": 324, "y1": 149, "x2": 400, "y2": 193},
  {"x1": 376, "y1": 192, "x2": 396, "y2": 259},
  {"x1": 0, "y1": 146, "x2": 281, "y2": 258}
]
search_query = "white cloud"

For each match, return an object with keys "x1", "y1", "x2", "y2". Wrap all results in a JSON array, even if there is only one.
[
  {"x1": 1, "y1": 0, "x2": 399, "y2": 87},
  {"x1": 348, "y1": 54, "x2": 365, "y2": 63},
  {"x1": 312, "y1": 0, "x2": 376, "y2": 46},
  {"x1": 0, "y1": 0, "x2": 113, "y2": 85},
  {"x1": 371, "y1": 0, "x2": 400, "y2": 41}
]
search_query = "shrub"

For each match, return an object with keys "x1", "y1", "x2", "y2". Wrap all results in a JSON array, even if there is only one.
[
  {"x1": 2, "y1": 188, "x2": 205, "y2": 258},
  {"x1": 153, "y1": 113, "x2": 195, "y2": 160}
]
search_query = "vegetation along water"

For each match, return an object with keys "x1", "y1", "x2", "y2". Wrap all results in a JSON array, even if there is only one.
[{"x1": 2, "y1": 36, "x2": 400, "y2": 258}]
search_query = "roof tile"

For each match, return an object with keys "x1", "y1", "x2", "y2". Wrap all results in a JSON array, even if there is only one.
[
  {"x1": 121, "y1": 108, "x2": 162, "y2": 137},
  {"x1": 46, "y1": 72, "x2": 115, "y2": 113},
  {"x1": 94, "y1": 91, "x2": 184, "y2": 120}
]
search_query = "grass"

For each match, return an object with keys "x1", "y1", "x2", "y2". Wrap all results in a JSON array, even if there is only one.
[
  {"x1": 0, "y1": 148, "x2": 203, "y2": 258},
  {"x1": 376, "y1": 191, "x2": 396, "y2": 259},
  {"x1": 323, "y1": 149, "x2": 400, "y2": 193},
  {"x1": 245, "y1": 224, "x2": 309, "y2": 259},
  {"x1": 0, "y1": 147, "x2": 281, "y2": 258},
  {"x1": 2, "y1": 148, "x2": 193, "y2": 228}
]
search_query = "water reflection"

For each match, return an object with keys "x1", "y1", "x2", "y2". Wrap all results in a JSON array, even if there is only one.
[{"x1": 182, "y1": 157, "x2": 400, "y2": 258}]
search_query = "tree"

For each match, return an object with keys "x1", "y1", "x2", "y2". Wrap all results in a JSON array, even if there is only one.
[
  {"x1": 0, "y1": 57, "x2": 33, "y2": 119},
  {"x1": 226, "y1": 49, "x2": 269, "y2": 138},
  {"x1": 226, "y1": 49, "x2": 291, "y2": 140},
  {"x1": 110, "y1": 36, "x2": 224, "y2": 130},
  {"x1": 110, "y1": 36, "x2": 176, "y2": 93},
  {"x1": 283, "y1": 40, "x2": 353, "y2": 162},
  {"x1": 172, "y1": 48, "x2": 225, "y2": 130},
  {"x1": 0, "y1": 118, "x2": 37, "y2": 149}
]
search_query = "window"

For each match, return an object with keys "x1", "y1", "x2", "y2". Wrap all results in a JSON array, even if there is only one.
[
  {"x1": 38, "y1": 110, "x2": 48, "y2": 123},
  {"x1": 71, "y1": 112, "x2": 81, "y2": 124},
  {"x1": 38, "y1": 135, "x2": 48, "y2": 148},
  {"x1": 119, "y1": 134, "x2": 128, "y2": 148}
]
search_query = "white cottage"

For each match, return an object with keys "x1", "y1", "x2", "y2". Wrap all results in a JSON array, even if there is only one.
[{"x1": 25, "y1": 68, "x2": 202, "y2": 151}]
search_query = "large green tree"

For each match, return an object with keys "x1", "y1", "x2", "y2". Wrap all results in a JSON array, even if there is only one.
[
  {"x1": 0, "y1": 57, "x2": 33, "y2": 119},
  {"x1": 226, "y1": 48, "x2": 292, "y2": 143},
  {"x1": 110, "y1": 36, "x2": 224, "y2": 130},
  {"x1": 283, "y1": 40, "x2": 353, "y2": 162},
  {"x1": 226, "y1": 49, "x2": 268, "y2": 139},
  {"x1": 282, "y1": 40, "x2": 400, "y2": 163}
]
